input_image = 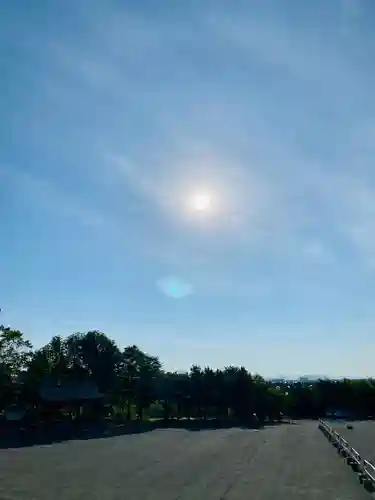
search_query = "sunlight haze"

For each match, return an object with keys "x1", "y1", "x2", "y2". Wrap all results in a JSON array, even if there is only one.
[
  {"x1": 190, "y1": 193, "x2": 213, "y2": 213},
  {"x1": 2, "y1": 0, "x2": 375, "y2": 378}
]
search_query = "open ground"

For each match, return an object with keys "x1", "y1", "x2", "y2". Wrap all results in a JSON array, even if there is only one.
[{"x1": 0, "y1": 421, "x2": 371, "y2": 500}]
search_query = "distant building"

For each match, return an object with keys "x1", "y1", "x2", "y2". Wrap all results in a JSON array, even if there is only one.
[
  {"x1": 37, "y1": 379, "x2": 105, "y2": 421},
  {"x1": 39, "y1": 380, "x2": 103, "y2": 403}
]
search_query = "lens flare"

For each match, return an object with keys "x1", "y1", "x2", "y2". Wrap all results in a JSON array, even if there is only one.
[{"x1": 156, "y1": 276, "x2": 193, "y2": 299}]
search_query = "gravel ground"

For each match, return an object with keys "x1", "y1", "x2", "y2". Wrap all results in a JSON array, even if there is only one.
[
  {"x1": 0, "y1": 421, "x2": 370, "y2": 500},
  {"x1": 328, "y1": 420, "x2": 375, "y2": 465}
]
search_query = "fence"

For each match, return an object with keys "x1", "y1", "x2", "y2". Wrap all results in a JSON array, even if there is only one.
[
  {"x1": 364, "y1": 460, "x2": 375, "y2": 483},
  {"x1": 318, "y1": 418, "x2": 375, "y2": 488}
]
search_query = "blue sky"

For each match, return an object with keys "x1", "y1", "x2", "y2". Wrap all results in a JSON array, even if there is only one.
[{"x1": 2, "y1": 0, "x2": 375, "y2": 377}]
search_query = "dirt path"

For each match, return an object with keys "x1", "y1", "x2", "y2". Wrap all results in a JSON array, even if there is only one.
[{"x1": 0, "y1": 421, "x2": 370, "y2": 500}]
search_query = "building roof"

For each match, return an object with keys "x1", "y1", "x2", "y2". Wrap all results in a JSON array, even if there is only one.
[{"x1": 39, "y1": 381, "x2": 103, "y2": 402}]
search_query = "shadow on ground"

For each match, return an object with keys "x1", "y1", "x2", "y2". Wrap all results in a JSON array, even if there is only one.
[{"x1": 0, "y1": 418, "x2": 296, "y2": 449}]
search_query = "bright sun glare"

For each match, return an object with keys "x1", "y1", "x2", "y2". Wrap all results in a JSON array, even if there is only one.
[{"x1": 191, "y1": 193, "x2": 212, "y2": 212}]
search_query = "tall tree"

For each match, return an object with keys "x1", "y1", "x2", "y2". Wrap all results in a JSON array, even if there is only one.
[
  {"x1": 0, "y1": 325, "x2": 33, "y2": 376},
  {"x1": 0, "y1": 325, "x2": 33, "y2": 409},
  {"x1": 119, "y1": 345, "x2": 162, "y2": 420},
  {"x1": 66, "y1": 331, "x2": 121, "y2": 392}
]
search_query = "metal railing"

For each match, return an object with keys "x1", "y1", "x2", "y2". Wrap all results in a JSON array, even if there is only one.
[
  {"x1": 364, "y1": 460, "x2": 375, "y2": 483},
  {"x1": 318, "y1": 418, "x2": 375, "y2": 488},
  {"x1": 349, "y1": 447, "x2": 361, "y2": 467}
]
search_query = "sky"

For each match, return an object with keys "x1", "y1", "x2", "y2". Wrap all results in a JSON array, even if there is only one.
[{"x1": 2, "y1": 0, "x2": 375, "y2": 378}]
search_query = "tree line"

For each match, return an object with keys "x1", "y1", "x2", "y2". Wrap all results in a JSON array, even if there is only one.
[{"x1": 1, "y1": 324, "x2": 375, "y2": 423}]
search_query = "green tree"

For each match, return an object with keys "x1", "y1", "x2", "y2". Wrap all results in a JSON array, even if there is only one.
[
  {"x1": 0, "y1": 325, "x2": 33, "y2": 409},
  {"x1": 0, "y1": 325, "x2": 33, "y2": 376},
  {"x1": 66, "y1": 331, "x2": 122, "y2": 392},
  {"x1": 119, "y1": 345, "x2": 161, "y2": 420}
]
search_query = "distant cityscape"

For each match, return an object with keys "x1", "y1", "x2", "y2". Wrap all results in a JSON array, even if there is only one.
[
  {"x1": 268, "y1": 375, "x2": 332, "y2": 384},
  {"x1": 267, "y1": 376, "x2": 369, "y2": 384}
]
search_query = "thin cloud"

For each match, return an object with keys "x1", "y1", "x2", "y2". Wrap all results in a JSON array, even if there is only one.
[
  {"x1": 208, "y1": 10, "x2": 363, "y2": 96},
  {"x1": 107, "y1": 148, "x2": 289, "y2": 240},
  {"x1": 193, "y1": 278, "x2": 271, "y2": 300},
  {"x1": 340, "y1": 0, "x2": 363, "y2": 32},
  {"x1": 1, "y1": 165, "x2": 117, "y2": 232},
  {"x1": 303, "y1": 241, "x2": 335, "y2": 265},
  {"x1": 312, "y1": 173, "x2": 375, "y2": 266},
  {"x1": 105, "y1": 147, "x2": 348, "y2": 295}
]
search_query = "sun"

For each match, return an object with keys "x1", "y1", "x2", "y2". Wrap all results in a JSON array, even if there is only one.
[{"x1": 190, "y1": 193, "x2": 212, "y2": 212}]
